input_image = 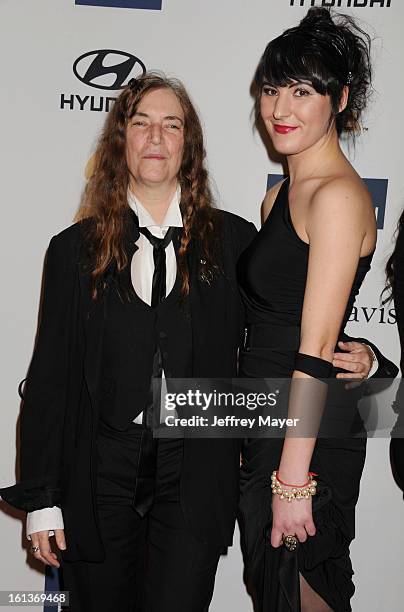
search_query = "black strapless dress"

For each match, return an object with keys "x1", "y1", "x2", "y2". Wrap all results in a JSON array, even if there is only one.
[{"x1": 237, "y1": 178, "x2": 373, "y2": 612}]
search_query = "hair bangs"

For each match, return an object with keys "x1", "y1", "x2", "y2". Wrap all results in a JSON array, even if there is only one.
[{"x1": 257, "y1": 33, "x2": 335, "y2": 96}]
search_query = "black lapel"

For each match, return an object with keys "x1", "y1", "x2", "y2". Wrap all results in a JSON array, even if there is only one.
[
  {"x1": 79, "y1": 209, "x2": 140, "y2": 401},
  {"x1": 188, "y1": 236, "x2": 230, "y2": 376},
  {"x1": 187, "y1": 239, "x2": 205, "y2": 376}
]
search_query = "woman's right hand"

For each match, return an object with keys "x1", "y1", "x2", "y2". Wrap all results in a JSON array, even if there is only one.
[{"x1": 30, "y1": 529, "x2": 66, "y2": 567}]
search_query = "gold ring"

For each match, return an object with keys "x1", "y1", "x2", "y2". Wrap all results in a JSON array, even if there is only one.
[{"x1": 282, "y1": 534, "x2": 299, "y2": 552}]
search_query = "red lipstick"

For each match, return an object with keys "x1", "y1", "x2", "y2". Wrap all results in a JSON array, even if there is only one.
[{"x1": 273, "y1": 125, "x2": 298, "y2": 134}]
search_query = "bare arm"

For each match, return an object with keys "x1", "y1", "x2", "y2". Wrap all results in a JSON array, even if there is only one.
[
  {"x1": 271, "y1": 178, "x2": 375, "y2": 546},
  {"x1": 280, "y1": 178, "x2": 373, "y2": 480}
]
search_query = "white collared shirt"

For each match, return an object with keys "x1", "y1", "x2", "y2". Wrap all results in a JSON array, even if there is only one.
[
  {"x1": 26, "y1": 187, "x2": 183, "y2": 539},
  {"x1": 129, "y1": 187, "x2": 182, "y2": 424},
  {"x1": 128, "y1": 185, "x2": 183, "y2": 307}
]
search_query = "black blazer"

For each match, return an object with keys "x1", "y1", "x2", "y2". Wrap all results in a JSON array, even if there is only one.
[{"x1": 0, "y1": 210, "x2": 257, "y2": 560}]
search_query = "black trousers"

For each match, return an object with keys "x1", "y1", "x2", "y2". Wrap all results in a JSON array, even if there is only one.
[{"x1": 62, "y1": 422, "x2": 222, "y2": 612}]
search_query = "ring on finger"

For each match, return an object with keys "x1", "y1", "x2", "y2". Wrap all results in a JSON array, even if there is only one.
[
  {"x1": 282, "y1": 533, "x2": 299, "y2": 552},
  {"x1": 30, "y1": 545, "x2": 40, "y2": 554}
]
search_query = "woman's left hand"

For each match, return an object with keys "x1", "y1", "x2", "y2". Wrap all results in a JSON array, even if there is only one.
[
  {"x1": 332, "y1": 340, "x2": 374, "y2": 379},
  {"x1": 270, "y1": 494, "x2": 316, "y2": 548}
]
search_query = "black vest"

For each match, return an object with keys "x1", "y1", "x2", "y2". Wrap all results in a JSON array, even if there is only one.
[{"x1": 99, "y1": 260, "x2": 192, "y2": 430}]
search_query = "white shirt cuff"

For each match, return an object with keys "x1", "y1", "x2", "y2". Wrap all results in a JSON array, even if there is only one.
[
  {"x1": 26, "y1": 506, "x2": 64, "y2": 540},
  {"x1": 365, "y1": 345, "x2": 379, "y2": 378}
]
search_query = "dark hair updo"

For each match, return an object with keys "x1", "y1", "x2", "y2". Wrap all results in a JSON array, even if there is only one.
[{"x1": 255, "y1": 7, "x2": 372, "y2": 136}]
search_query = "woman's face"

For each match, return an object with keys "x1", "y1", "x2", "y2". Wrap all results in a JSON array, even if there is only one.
[
  {"x1": 126, "y1": 87, "x2": 185, "y2": 188},
  {"x1": 260, "y1": 81, "x2": 334, "y2": 156}
]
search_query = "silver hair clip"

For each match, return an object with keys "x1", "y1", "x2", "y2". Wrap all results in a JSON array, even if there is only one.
[{"x1": 346, "y1": 71, "x2": 354, "y2": 85}]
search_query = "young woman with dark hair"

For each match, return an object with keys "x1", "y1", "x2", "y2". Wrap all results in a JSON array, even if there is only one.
[{"x1": 237, "y1": 8, "x2": 383, "y2": 611}]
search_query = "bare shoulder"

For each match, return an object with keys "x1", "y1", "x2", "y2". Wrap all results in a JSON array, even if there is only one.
[
  {"x1": 310, "y1": 175, "x2": 372, "y2": 217},
  {"x1": 308, "y1": 174, "x2": 376, "y2": 254},
  {"x1": 261, "y1": 179, "x2": 286, "y2": 223}
]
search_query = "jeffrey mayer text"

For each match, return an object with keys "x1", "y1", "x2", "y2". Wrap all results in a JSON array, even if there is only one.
[{"x1": 165, "y1": 415, "x2": 300, "y2": 428}]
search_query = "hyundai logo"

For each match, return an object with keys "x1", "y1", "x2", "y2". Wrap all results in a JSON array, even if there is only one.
[{"x1": 73, "y1": 49, "x2": 146, "y2": 90}]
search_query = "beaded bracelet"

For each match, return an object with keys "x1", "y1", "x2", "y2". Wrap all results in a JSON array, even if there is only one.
[{"x1": 271, "y1": 470, "x2": 318, "y2": 502}]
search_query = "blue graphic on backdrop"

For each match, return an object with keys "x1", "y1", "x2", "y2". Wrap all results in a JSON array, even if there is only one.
[
  {"x1": 267, "y1": 174, "x2": 388, "y2": 230},
  {"x1": 75, "y1": 0, "x2": 162, "y2": 9}
]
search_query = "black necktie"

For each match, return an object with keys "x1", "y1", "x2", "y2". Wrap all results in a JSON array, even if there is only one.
[
  {"x1": 139, "y1": 226, "x2": 177, "y2": 307},
  {"x1": 132, "y1": 225, "x2": 176, "y2": 517}
]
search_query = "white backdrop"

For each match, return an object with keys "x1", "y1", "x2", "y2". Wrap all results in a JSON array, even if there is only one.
[{"x1": 0, "y1": 1, "x2": 403, "y2": 610}]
